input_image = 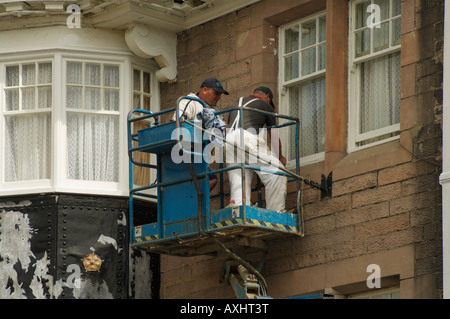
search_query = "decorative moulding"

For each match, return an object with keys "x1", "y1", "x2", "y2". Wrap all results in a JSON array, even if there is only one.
[{"x1": 125, "y1": 23, "x2": 177, "y2": 83}]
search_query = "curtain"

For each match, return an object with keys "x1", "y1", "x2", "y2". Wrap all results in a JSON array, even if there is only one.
[
  {"x1": 4, "y1": 63, "x2": 52, "y2": 182},
  {"x1": 289, "y1": 76, "x2": 326, "y2": 159},
  {"x1": 5, "y1": 114, "x2": 51, "y2": 181},
  {"x1": 359, "y1": 51, "x2": 401, "y2": 134},
  {"x1": 66, "y1": 62, "x2": 120, "y2": 182},
  {"x1": 67, "y1": 113, "x2": 119, "y2": 182}
]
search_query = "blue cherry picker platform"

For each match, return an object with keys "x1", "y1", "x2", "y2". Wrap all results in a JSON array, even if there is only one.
[{"x1": 127, "y1": 96, "x2": 332, "y2": 298}]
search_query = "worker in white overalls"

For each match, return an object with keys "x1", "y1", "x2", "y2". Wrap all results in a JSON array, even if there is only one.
[{"x1": 225, "y1": 87, "x2": 287, "y2": 212}]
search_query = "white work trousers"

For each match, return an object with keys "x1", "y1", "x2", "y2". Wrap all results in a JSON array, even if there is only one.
[{"x1": 225, "y1": 129, "x2": 287, "y2": 212}]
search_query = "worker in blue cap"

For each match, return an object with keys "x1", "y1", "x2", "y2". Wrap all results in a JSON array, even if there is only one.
[
  {"x1": 172, "y1": 78, "x2": 229, "y2": 191},
  {"x1": 172, "y1": 77, "x2": 228, "y2": 121}
]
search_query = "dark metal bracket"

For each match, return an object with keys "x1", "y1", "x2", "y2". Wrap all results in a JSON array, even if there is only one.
[
  {"x1": 320, "y1": 172, "x2": 332, "y2": 199},
  {"x1": 301, "y1": 171, "x2": 332, "y2": 199}
]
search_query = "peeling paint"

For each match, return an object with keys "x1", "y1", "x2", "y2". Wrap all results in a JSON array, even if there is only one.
[
  {"x1": 30, "y1": 252, "x2": 57, "y2": 299},
  {"x1": 0, "y1": 210, "x2": 43, "y2": 298},
  {"x1": 72, "y1": 278, "x2": 113, "y2": 299},
  {"x1": 0, "y1": 200, "x2": 32, "y2": 208},
  {"x1": 98, "y1": 234, "x2": 120, "y2": 252},
  {"x1": 0, "y1": 209, "x2": 116, "y2": 299},
  {"x1": 130, "y1": 252, "x2": 153, "y2": 299},
  {"x1": 1, "y1": 194, "x2": 153, "y2": 299},
  {"x1": 0, "y1": 210, "x2": 36, "y2": 272}
]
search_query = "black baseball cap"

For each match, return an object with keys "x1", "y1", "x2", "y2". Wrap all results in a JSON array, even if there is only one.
[
  {"x1": 254, "y1": 86, "x2": 274, "y2": 107},
  {"x1": 201, "y1": 78, "x2": 229, "y2": 95}
]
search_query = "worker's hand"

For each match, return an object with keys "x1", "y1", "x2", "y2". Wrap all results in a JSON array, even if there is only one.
[{"x1": 279, "y1": 154, "x2": 287, "y2": 167}]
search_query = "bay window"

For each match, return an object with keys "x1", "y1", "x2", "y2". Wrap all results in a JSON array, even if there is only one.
[{"x1": 1, "y1": 53, "x2": 158, "y2": 196}]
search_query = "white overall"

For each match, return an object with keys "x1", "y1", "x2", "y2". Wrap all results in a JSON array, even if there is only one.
[{"x1": 225, "y1": 98, "x2": 287, "y2": 212}]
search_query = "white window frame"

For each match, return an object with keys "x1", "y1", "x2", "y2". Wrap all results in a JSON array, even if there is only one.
[
  {"x1": 279, "y1": 11, "x2": 327, "y2": 168},
  {"x1": 0, "y1": 55, "x2": 55, "y2": 193},
  {"x1": 348, "y1": 0, "x2": 402, "y2": 153},
  {"x1": 61, "y1": 57, "x2": 123, "y2": 194},
  {"x1": 130, "y1": 61, "x2": 160, "y2": 200},
  {"x1": 0, "y1": 51, "x2": 160, "y2": 197}
]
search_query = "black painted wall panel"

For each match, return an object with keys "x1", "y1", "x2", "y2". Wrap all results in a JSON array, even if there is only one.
[{"x1": 0, "y1": 193, "x2": 158, "y2": 299}]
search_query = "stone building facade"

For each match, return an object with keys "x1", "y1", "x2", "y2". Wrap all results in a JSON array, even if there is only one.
[
  {"x1": 158, "y1": 0, "x2": 444, "y2": 299},
  {"x1": 0, "y1": 0, "x2": 444, "y2": 299}
]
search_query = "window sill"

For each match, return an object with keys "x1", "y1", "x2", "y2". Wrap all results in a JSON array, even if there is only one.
[{"x1": 331, "y1": 139, "x2": 412, "y2": 182}]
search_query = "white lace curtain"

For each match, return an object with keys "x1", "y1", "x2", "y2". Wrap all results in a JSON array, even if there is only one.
[
  {"x1": 67, "y1": 113, "x2": 119, "y2": 182},
  {"x1": 359, "y1": 51, "x2": 401, "y2": 135},
  {"x1": 4, "y1": 60, "x2": 121, "y2": 183},
  {"x1": 289, "y1": 77, "x2": 326, "y2": 159},
  {"x1": 4, "y1": 63, "x2": 52, "y2": 182},
  {"x1": 354, "y1": 0, "x2": 401, "y2": 140},
  {"x1": 5, "y1": 114, "x2": 51, "y2": 182},
  {"x1": 66, "y1": 61, "x2": 120, "y2": 182}
]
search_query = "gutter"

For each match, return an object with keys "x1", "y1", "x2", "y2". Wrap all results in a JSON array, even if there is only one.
[{"x1": 439, "y1": 0, "x2": 450, "y2": 299}]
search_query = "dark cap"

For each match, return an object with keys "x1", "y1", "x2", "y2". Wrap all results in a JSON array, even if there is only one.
[
  {"x1": 254, "y1": 86, "x2": 274, "y2": 107},
  {"x1": 201, "y1": 78, "x2": 229, "y2": 95},
  {"x1": 254, "y1": 86, "x2": 273, "y2": 99}
]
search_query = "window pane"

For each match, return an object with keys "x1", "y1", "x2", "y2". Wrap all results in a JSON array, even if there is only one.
[
  {"x1": 38, "y1": 63, "x2": 52, "y2": 84},
  {"x1": 318, "y1": 44, "x2": 326, "y2": 71},
  {"x1": 392, "y1": 0, "x2": 401, "y2": 16},
  {"x1": 319, "y1": 16, "x2": 326, "y2": 42},
  {"x1": 374, "y1": 0, "x2": 389, "y2": 21},
  {"x1": 392, "y1": 18, "x2": 401, "y2": 46},
  {"x1": 133, "y1": 69, "x2": 140, "y2": 91},
  {"x1": 38, "y1": 86, "x2": 52, "y2": 109},
  {"x1": 355, "y1": 29, "x2": 370, "y2": 57},
  {"x1": 104, "y1": 89, "x2": 119, "y2": 111},
  {"x1": 22, "y1": 87, "x2": 35, "y2": 110},
  {"x1": 67, "y1": 113, "x2": 119, "y2": 182},
  {"x1": 143, "y1": 96, "x2": 151, "y2": 110},
  {"x1": 284, "y1": 54, "x2": 299, "y2": 81},
  {"x1": 285, "y1": 26, "x2": 299, "y2": 54},
  {"x1": 67, "y1": 86, "x2": 82, "y2": 109},
  {"x1": 104, "y1": 65, "x2": 119, "y2": 87},
  {"x1": 85, "y1": 63, "x2": 101, "y2": 86},
  {"x1": 85, "y1": 87, "x2": 101, "y2": 110},
  {"x1": 22, "y1": 64, "x2": 36, "y2": 85},
  {"x1": 355, "y1": 1, "x2": 370, "y2": 29},
  {"x1": 301, "y1": 20, "x2": 317, "y2": 48},
  {"x1": 143, "y1": 72, "x2": 151, "y2": 93},
  {"x1": 288, "y1": 77, "x2": 326, "y2": 158},
  {"x1": 67, "y1": 62, "x2": 82, "y2": 84},
  {"x1": 4, "y1": 113, "x2": 51, "y2": 181},
  {"x1": 301, "y1": 47, "x2": 316, "y2": 76},
  {"x1": 133, "y1": 93, "x2": 140, "y2": 109},
  {"x1": 6, "y1": 66, "x2": 19, "y2": 87},
  {"x1": 359, "y1": 52, "x2": 400, "y2": 134},
  {"x1": 5, "y1": 89, "x2": 19, "y2": 111},
  {"x1": 373, "y1": 21, "x2": 389, "y2": 52}
]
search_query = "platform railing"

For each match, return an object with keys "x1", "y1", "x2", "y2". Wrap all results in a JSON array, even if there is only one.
[{"x1": 127, "y1": 96, "x2": 304, "y2": 245}]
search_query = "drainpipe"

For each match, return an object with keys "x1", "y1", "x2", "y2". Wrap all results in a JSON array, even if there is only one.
[{"x1": 440, "y1": 0, "x2": 450, "y2": 299}]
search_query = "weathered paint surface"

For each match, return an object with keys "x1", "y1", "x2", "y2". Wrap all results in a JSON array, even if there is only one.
[
  {"x1": 0, "y1": 202, "x2": 37, "y2": 298},
  {"x1": 0, "y1": 194, "x2": 158, "y2": 299}
]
